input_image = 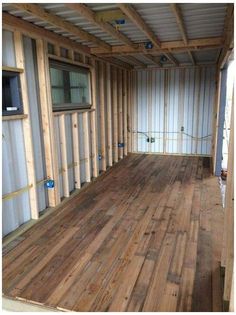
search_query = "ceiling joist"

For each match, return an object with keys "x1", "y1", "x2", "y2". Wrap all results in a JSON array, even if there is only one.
[
  {"x1": 91, "y1": 37, "x2": 223, "y2": 55},
  {"x1": 118, "y1": 3, "x2": 178, "y2": 66},
  {"x1": 65, "y1": 4, "x2": 138, "y2": 50},
  {"x1": 11, "y1": 3, "x2": 111, "y2": 51},
  {"x1": 170, "y1": 4, "x2": 195, "y2": 65}
]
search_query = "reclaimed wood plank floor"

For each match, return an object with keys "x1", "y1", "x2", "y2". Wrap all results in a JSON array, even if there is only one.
[{"x1": 2, "y1": 154, "x2": 224, "y2": 312}]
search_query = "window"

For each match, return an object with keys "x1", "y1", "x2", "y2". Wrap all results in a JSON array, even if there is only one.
[
  {"x1": 49, "y1": 60, "x2": 91, "y2": 111},
  {"x1": 2, "y1": 71, "x2": 23, "y2": 116}
]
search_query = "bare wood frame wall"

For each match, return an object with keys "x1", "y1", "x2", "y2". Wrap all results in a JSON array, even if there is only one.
[{"x1": 2, "y1": 17, "x2": 131, "y2": 222}]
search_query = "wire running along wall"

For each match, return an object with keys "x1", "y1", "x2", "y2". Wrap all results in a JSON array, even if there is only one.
[{"x1": 133, "y1": 66, "x2": 216, "y2": 155}]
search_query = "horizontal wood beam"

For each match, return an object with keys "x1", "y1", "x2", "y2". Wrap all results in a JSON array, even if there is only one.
[
  {"x1": 103, "y1": 57, "x2": 133, "y2": 70},
  {"x1": 91, "y1": 37, "x2": 223, "y2": 55},
  {"x1": 66, "y1": 4, "x2": 137, "y2": 49},
  {"x1": 11, "y1": 3, "x2": 111, "y2": 51}
]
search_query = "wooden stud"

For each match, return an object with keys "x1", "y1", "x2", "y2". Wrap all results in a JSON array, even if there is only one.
[
  {"x1": 106, "y1": 63, "x2": 113, "y2": 166},
  {"x1": 36, "y1": 38, "x2": 60, "y2": 206},
  {"x1": 223, "y1": 90, "x2": 234, "y2": 302},
  {"x1": 14, "y1": 31, "x2": 39, "y2": 220},
  {"x1": 90, "y1": 60, "x2": 99, "y2": 178},
  {"x1": 71, "y1": 113, "x2": 81, "y2": 189},
  {"x1": 163, "y1": 69, "x2": 168, "y2": 154},
  {"x1": 83, "y1": 112, "x2": 91, "y2": 182},
  {"x1": 133, "y1": 71, "x2": 138, "y2": 152},
  {"x1": 127, "y1": 71, "x2": 131, "y2": 153},
  {"x1": 112, "y1": 67, "x2": 119, "y2": 163},
  {"x1": 148, "y1": 70, "x2": 152, "y2": 153},
  {"x1": 99, "y1": 61, "x2": 107, "y2": 171},
  {"x1": 123, "y1": 70, "x2": 128, "y2": 156},
  {"x1": 118, "y1": 69, "x2": 124, "y2": 159},
  {"x1": 59, "y1": 115, "x2": 70, "y2": 198}
]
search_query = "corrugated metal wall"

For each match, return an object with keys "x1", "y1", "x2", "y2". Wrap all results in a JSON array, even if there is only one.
[
  {"x1": 133, "y1": 66, "x2": 216, "y2": 155},
  {"x1": 2, "y1": 30, "x2": 31, "y2": 236}
]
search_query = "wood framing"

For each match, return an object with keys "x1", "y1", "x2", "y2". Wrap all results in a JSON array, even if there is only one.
[
  {"x1": 170, "y1": 4, "x2": 195, "y2": 65},
  {"x1": 123, "y1": 70, "x2": 128, "y2": 156},
  {"x1": 99, "y1": 61, "x2": 107, "y2": 171},
  {"x1": 127, "y1": 71, "x2": 132, "y2": 153},
  {"x1": 106, "y1": 63, "x2": 113, "y2": 166},
  {"x1": 112, "y1": 67, "x2": 119, "y2": 163},
  {"x1": 14, "y1": 31, "x2": 39, "y2": 220},
  {"x1": 118, "y1": 4, "x2": 177, "y2": 65},
  {"x1": 66, "y1": 3, "x2": 137, "y2": 49},
  {"x1": 222, "y1": 91, "x2": 234, "y2": 303},
  {"x1": 91, "y1": 37, "x2": 223, "y2": 55},
  {"x1": 118, "y1": 69, "x2": 124, "y2": 159},
  {"x1": 59, "y1": 114, "x2": 70, "y2": 198},
  {"x1": 11, "y1": 3, "x2": 111, "y2": 51},
  {"x1": 72, "y1": 113, "x2": 81, "y2": 189},
  {"x1": 90, "y1": 60, "x2": 99, "y2": 178},
  {"x1": 36, "y1": 38, "x2": 60, "y2": 206},
  {"x1": 83, "y1": 111, "x2": 91, "y2": 182}
]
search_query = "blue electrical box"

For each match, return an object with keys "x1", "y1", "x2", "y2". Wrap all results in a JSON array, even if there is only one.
[
  {"x1": 98, "y1": 154, "x2": 102, "y2": 160},
  {"x1": 118, "y1": 143, "x2": 124, "y2": 148},
  {"x1": 145, "y1": 41, "x2": 153, "y2": 49},
  {"x1": 45, "y1": 179, "x2": 55, "y2": 189}
]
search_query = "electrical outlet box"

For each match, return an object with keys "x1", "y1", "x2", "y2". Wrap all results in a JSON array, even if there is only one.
[
  {"x1": 181, "y1": 126, "x2": 184, "y2": 132},
  {"x1": 146, "y1": 137, "x2": 150, "y2": 142},
  {"x1": 151, "y1": 137, "x2": 155, "y2": 143}
]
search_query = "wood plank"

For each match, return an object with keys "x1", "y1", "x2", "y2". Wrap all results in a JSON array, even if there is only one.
[
  {"x1": 36, "y1": 38, "x2": 60, "y2": 206},
  {"x1": 71, "y1": 113, "x2": 81, "y2": 189},
  {"x1": 98, "y1": 61, "x2": 107, "y2": 171},
  {"x1": 118, "y1": 69, "x2": 124, "y2": 159},
  {"x1": 82, "y1": 112, "x2": 91, "y2": 182},
  {"x1": 14, "y1": 31, "x2": 39, "y2": 219},
  {"x1": 2, "y1": 155, "x2": 224, "y2": 312},
  {"x1": 106, "y1": 63, "x2": 113, "y2": 166},
  {"x1": 90, "y1": 60, "x2": 99, "y2": 178},
  {"x1": 123, "y1": 70, "x2": 128, "y2": 156},
  {"x1": 112, "y1": 67, "x2": 118, "y2": 162},
  {"x1": 59, "y1": 114, "x2": 70, "y2": 197}
]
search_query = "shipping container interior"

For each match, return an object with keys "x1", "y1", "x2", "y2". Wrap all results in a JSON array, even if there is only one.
[{"x1": 2, "y1": 2, "x2": 234, "y2": 312}]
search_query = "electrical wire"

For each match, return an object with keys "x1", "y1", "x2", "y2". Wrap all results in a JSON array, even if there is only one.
[{"x1": 133, "y1": 130, "x2": 212, "y2": 141}]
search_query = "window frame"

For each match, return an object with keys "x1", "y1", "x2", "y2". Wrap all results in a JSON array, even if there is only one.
[
  {"x1": 2, "y1": 70, "x2": 23, "y2": 116},
  {"x1": 49, "y1": 59, "x2": 92, "y2": 112}
]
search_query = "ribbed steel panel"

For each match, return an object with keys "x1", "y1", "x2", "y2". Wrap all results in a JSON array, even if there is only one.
[
  {"x1": 2, "y1": 30, "x2": 16, "y2": 67},
  {"x1": 134, "y1": 66, "x2": 216, "y2": 155},
  {"x1": 2, "y1": 120, "x2": 31, "y2": 236},
  {"x1": 2, "y1": 3, "x2": 227, "y2": 60},
  {"x1": 2, "y1": 30, "x2": 31, "y2": 236}
]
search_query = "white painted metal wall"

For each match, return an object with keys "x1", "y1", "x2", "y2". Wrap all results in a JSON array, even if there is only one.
[
  {"x1": 2, "y1": 30, "x2": 31, "y2": 236},
  {"x1": 132, "y1": 66, "x2": 216, "y2": 155}
]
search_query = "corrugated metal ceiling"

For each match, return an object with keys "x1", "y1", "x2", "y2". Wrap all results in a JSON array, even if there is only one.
[{"x1": 2, "y1": 3, "x2": 228, "y2": 66}]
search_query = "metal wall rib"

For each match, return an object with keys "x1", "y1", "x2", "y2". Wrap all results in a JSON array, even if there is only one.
[{"x1": 133, "y1": 66, "x2": 216, "y2": 155}]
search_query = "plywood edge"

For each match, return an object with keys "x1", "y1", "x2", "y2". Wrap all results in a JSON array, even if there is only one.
[{"x1": 2, "y1": 295, "x2": 59, "y2": 312}]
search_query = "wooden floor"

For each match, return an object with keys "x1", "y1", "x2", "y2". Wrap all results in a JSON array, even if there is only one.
[{"x1": 3, "y1": 154, "x2": 224, "y2": 312}]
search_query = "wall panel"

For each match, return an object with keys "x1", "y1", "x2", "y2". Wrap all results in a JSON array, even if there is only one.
[{"x1": 133, "y1": 66, "x2": 216, "y2": 155}]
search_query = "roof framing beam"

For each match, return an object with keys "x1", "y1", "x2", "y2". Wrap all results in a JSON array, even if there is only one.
[
  {"x1": 170, "y1": 3, "x2": 195, "y2": 65},
  {"x1": 11, "y1": 3, "x2": 111, "y2": 51},
  {"x1": 65, "y1": 3, "x2": 138, "y2": 49},
  {"x1": 218, "y1": 4, "x2": 234, "y2": 69},
  {"x1": 144, "y1": 55, "x2": 162, "y2": 67},
  {"x1": 91, "y1": 37, "x2": 223, "y2": 55},
  {"x1": 118, "y1": 3, "x2": 178, "y2": 66},
  {"x1": 122, "y1": 56, "x2": 146, "y2": 67}
]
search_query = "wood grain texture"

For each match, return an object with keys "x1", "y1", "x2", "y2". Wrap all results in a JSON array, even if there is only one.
[{"x1": 3, "y1": 155, "x2": 223, "y2": 311}]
